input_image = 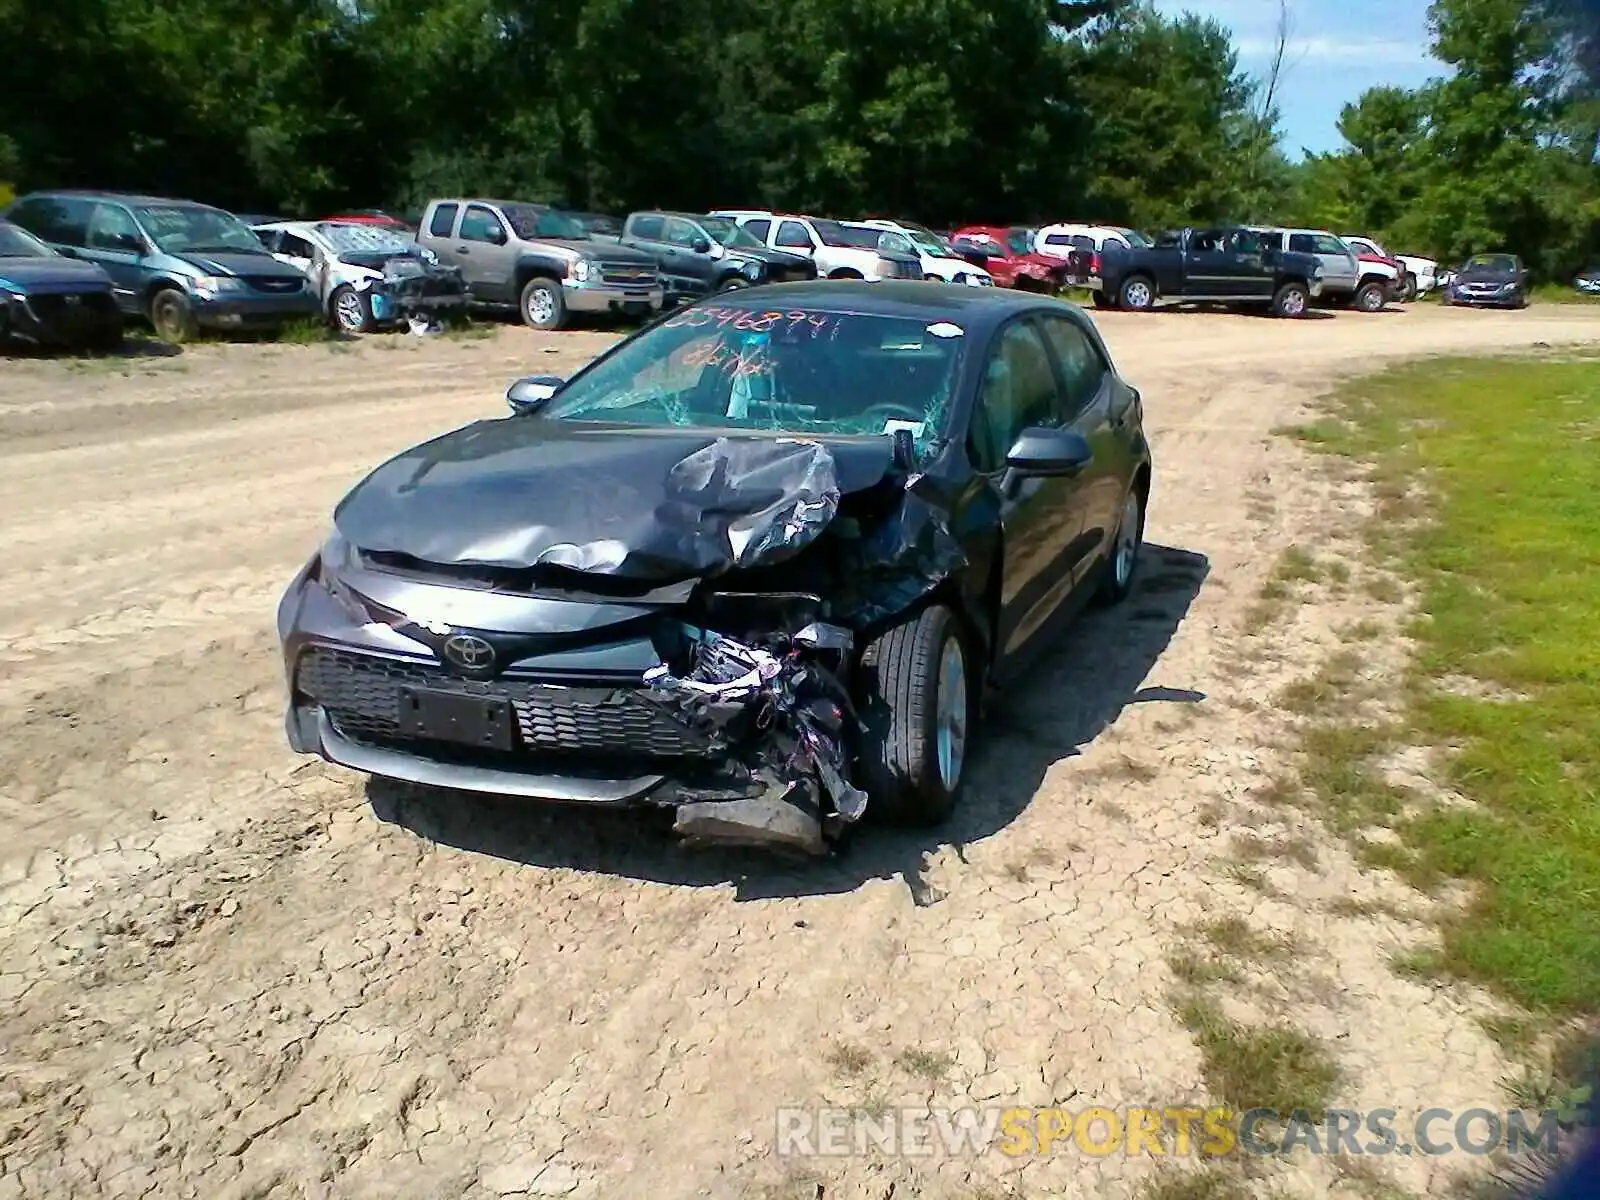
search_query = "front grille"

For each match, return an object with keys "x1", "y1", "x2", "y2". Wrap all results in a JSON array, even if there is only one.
[
  {"x1": 295, "y1": 647, "x2": 709, "y2": 759},
  {"x1": 26, "y1": 292, "x2": 117, "y2": 319},
  {"x1": 245, "y1": 276, "x2": 304, "y2": 294},
  {"x1": 597, "y1": 263, "x2": 658, "y2": 288}
]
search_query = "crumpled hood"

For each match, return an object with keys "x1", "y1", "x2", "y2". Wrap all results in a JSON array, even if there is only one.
[{"x1": 333, "y1": 419, "x2": 899, "y2": 581}]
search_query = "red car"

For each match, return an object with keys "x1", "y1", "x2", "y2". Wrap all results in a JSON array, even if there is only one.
[
  {"x1": 949, "y1": 225, "x2": 1071, "y2": 291},
  {"x1": 322, "y1": 210, "x2": 413, "y2": 231}
]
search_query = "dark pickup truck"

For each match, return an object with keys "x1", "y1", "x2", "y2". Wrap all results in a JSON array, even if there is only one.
[
  {"x1": 1073, "y1": 226, "x2": 1324, "y2": 317},
  {"x1": 619, "y1": 211, "x2": 818, "y2": 302}
]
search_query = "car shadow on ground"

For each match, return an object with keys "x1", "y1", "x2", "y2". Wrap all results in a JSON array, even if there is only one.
[
  {"x1": 367, "y1": 543, "x2": 1212, "y2": 901},
  {"x1": 0, "y1": 332, "x2": 182, "y2": 360}
]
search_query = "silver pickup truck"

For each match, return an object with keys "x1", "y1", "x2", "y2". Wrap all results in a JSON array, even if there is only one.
[{"x1": 416, "y1": 198, "x2": 664, "y2": 330}]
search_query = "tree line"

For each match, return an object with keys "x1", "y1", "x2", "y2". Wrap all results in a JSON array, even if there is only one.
[{"x1": 2, "y1": 0, "x2": 1595, "y2": 279}]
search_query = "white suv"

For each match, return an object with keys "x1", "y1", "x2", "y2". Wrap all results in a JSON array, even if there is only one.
[
  {"x1": 708, "y1": 211, "x2": 924, "y2": 281},
  {"x1": 1341, "y1": 235, "x2": 1438, "y2": 301},
  {"x1": 860, "y1": 219, "x2": 994, "y2": 285},
  {"x1": 1034, "y1": 223, "x2": 1150, "y2": 259}
]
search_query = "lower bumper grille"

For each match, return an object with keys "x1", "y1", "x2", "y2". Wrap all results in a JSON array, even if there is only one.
[{"x1": 295, "y1": 647, "x2": 709, "y2": 759}]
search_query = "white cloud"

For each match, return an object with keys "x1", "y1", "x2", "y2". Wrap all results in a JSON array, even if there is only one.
[{"x1": 1234, "y1": 34, "x2": 1438, "y2": 67}]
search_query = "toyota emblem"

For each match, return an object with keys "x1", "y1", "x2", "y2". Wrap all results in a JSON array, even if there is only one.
[{"x1": 442, "y1": 633, "x2": 495, "y2": 671}]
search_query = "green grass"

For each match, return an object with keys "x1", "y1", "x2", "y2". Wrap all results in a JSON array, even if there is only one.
[
  {"x1": 1289, "y1": 358, "x2": 1600, "y2": 1015},
  {"x1": 1173, "y1": 994, "x2": 1341, "y2": 1120}
]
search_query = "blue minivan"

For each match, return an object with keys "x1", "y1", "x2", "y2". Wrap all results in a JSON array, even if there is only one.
[{"x1": 6, "y1": 190, "x2": 319, "y2": 342}]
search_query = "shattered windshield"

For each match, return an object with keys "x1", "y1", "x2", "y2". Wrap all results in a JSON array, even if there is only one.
[
  {"x1": 134, "y1": 205, "x2": 267, "y2": 255},
  {"x1": 317, "y1": 222, "x2": 416, "y2": 255},
  {"x1": 541, "y1": 303, "x2": 966, "y2": 455}
]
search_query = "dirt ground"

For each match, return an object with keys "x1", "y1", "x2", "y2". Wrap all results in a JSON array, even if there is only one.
[{"x1": 2, "y1": 302, "x2": 1597, "y2": 1200}]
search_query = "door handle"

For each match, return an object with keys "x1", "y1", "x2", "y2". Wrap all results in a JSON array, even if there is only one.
[{"x1": 456, "y1": 246, "x2": 470, "y2": 255}]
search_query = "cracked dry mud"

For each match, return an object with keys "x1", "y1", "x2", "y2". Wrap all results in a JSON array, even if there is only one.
[{"x1": 3, "y1": 306, "x2": 1597, "y2": 1200}]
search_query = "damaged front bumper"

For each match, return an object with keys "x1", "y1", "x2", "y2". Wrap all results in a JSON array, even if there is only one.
[{"x1": 363, "y1": 261, "x2": 470, "y2": 325}]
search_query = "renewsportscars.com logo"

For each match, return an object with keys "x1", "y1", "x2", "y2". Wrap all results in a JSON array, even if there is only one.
[{"x1": 776, "y1": 1105, "x2": 1575, "y2": 1159}]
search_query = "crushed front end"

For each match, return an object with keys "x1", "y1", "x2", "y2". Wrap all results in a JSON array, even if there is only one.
[
  {"x1": 364, "y1": 257, "x2": 470, "y2": 327},
  {"x1": 278, "y1": 431, "x2": 964, "y2": 855}
]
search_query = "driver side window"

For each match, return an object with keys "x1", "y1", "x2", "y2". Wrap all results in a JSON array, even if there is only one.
[
  {"x1": 968, "y1": 321, "x2": 1060, "y2": 473},
  {"x1": 459, "y1": 206, "x2": 505, "y2": 243},
  {"x1": 86, "y1": 203, "x2": 141, "y2": 252}
]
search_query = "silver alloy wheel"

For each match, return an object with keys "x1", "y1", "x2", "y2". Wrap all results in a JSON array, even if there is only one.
[
  {"x1": 1357, "y1": 284, "x2": 1384, "y2": 312},
  {"x1": 1281, "y1": 287, "x2": 1307, "y2": 316},
  {"x1": 1115, "y1": 491, "x2": 1141, "y2": 588},
  {"x1": 1124, "y1": 279, "x2": 1153, "y2": 308},
  {"x1": 334, "y1": 290, "x2": 365, "y2": 330},
  {"x1": 935, "y1": 637, "x2": 968, "y2": 792},
  {"x1": 528, "y1": 287, "x2": 556, "y2": 325}
]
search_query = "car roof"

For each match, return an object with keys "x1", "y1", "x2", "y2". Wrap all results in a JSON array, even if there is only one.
[
  {"x1": 29, "y1": 189, "x2": 222, "y2": 208},
  {"x1": 705, "y1": 279, "x2": 1071, "y2": 326}
]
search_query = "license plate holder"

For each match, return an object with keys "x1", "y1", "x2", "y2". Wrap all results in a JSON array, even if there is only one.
[{"x1": 398, "y1": 687, "x2": 516, "y2": 750}]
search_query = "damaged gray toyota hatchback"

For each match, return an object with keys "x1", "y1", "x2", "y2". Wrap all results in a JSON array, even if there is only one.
[{"x1": 277, "y1": 281, "x2": 1152, "y2": 854}]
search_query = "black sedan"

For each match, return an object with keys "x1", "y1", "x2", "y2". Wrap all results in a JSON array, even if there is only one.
[
  {"x1": 1441, "y1": 252, "x2": 1530, "y2": 309},
  {"x1": 0, "y1": 220, "x2": 124, "y2": 351},
  {"x1": 276, "y1": 282, "x2": 1153, "y2": 854}
]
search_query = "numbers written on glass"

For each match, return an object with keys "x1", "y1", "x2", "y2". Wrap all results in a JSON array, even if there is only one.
[
  {"x1": 676, "y1": 341, "x2": 771, "y2": 379},
  {"x1": 662, "y1": 307, "x2": 843, "y2": 338}
]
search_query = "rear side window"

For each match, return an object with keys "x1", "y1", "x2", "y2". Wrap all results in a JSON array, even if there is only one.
[
  {"x1": 11, "y1": 196, "x2": 92, "y2": 245},
  {"x1": 630, "y1": 214, "x2": 665, "y2": 240},
  {"x1": 775, "y1": 220, "x2": 812, "y2": 249},
  {"x1": 427, "y1": 203, "x2": 459, "y2": 238}
]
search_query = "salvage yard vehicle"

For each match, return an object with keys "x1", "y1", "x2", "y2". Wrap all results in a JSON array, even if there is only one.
[
  {"x1": 1083, "y1": 226, "x2": 1323, "y2": 316},
  {"x1": 0, "y1": 219, "x2": 124, "y2": 352},
  {"x1": 1341, "y1": 234, "x2": 1438, "y2": 301},
  {"x1": 859, "y1": 219, "x2": 995, "y2": 286},
  {"x1": 277, "y1": 281, "x2": 1153, "y2": 854},
  {"x1": 1441, "y1": 253, "x2": 1530, "y2": 308},
  {"x1": 1249, "y1": 227, "x2": 1395, "y2": 312},
  {"x1": 948, "y1": 226, "x2": 1071, "y2": 291},
  {"x1": 1577, "y1": 263, "x2": 1600, "y2": 296},
  {"x1": 708, "y1": 211, "x2": 924, "y2": 281},
  {"x1": 252, "y1": 219, "x2": 470, "y2": 332},
  {"x1": 416, "y1": 198, "x2": 664, "y2": 330},
  {"x1": 620, "y1": 210, "x2": 817, "y2": 303},
  {"x1": 7, "y1": 190, "x2": 320, "y2": 343}
]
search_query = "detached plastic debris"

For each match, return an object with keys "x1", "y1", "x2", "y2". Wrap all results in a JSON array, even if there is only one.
[{"x1": 643, "y1": 621, "x2": 865, "y2": 854}]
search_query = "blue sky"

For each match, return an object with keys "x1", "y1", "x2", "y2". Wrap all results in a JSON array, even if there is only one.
[{"x1": 1150, "y1": 0, "x2": 1444, "y2": 157}]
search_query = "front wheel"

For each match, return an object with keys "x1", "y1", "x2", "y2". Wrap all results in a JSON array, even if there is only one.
[
  {"x1": 330, "y1": 285, "x2": 374, "y2": 333},
  {"x1": 149, "y1": 288, "x2": 197, "y2": 344},
  {"x1": 1401, "y1": 273, "x2": 1418, "y2": 303},
  {"x1": 716, "y1": 276, "x2": 749, "y2": 293},
  {"x1": 1118, "y1": 276, "x2": 1155, "y2": 311},
  {"x1": 858, "y1": 605, "x2": 972, "y2": 827},
  {"x1": 520, "y1": 277, "x2": 568, "y2": 330},
  {"x1": 1353, "y1": 280, "x2": 1387, "y2": 313},
  {"x1": 1271, "y1": 281, "x2": 1309, "y2": 318}
]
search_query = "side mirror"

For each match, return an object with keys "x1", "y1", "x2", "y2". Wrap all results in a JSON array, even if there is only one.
[
  {"x1": 507, "y1": 375, "x2": 563, "y2": 414},
  {"x1": 690, "y1": 236, "x2": 711, "y2": 254},
  {"x1": 486, "y1": 225, "x2": 507, "y2": 245},
  {"x1": 1004, "y1": 427, "x2": 1093, "y2": 477}
]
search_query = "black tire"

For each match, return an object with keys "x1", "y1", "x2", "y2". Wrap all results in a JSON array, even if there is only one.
[
  {"x1": 1270, "y1": 281, "x2": 1310, "y2": 318},
  {"x1": 1353, "y1": 280, "x2": 1387, "y2": 312},
  {"x1": 716, "y1": 276, "x2": 750, "y2": 293},
  {"x1": 1092, "y1": 291, "x2": 1116, "y2": 310},
  {"x1": 828, "y1": 269, "x2": 864, "y2": 280},
  {"x1": 519, "y1": 277, "x2": 568, "y2": 330},
  {"x1": 858, "y1": 605, "x2": 972, "y2": 827},
  {"x1": 1401, "y1": 273, "x2": 1418, "y2": 303},
  {"x1": 149, "y1": 288, "x2": 196, "y2": 344},
  {"x1": 1118, "y1": 275, "x2": 1156, "y2": 311},
  {"x1": 330, "y1": 284, "x2": 374, "y2": 333},
  {"x1": 1096, "y1": 484, "x2": 1145, "y2": 606}
]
